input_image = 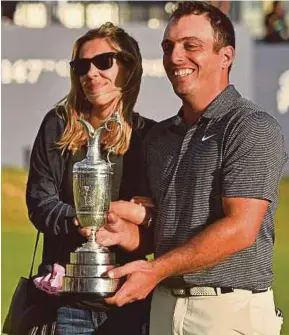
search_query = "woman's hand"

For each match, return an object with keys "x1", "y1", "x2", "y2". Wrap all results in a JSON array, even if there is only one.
[
  {"x1": 109, "y1": 198, "x2": 155, "y2": 226},
  {"x1": 96, "y1": 212, "x2": 140, "y2": 251},
  {"x1": 74, "y1": 196, "x2": 155, "y2": 242},
  {"x1": 130, "y1": 196, "x2": 155, "y2": 209},
  {"x1": 73, "y1": 218, "x2": 92, "y2": 238},
  {"x1": 109, "y1": 200, "x2": 147, "y2": 225}
]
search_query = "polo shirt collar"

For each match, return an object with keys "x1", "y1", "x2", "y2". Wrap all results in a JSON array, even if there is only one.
[
  {"x1": 201, "y1": 84, "x2": 241, "y2": 120},
  {"x1": 171, "y1": 84, "x2": 241, "y2": 129}
]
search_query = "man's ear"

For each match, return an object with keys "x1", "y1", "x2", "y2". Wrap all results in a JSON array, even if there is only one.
[{"x1": 220, "y1": 45, "x2": 235, "y2": 71}]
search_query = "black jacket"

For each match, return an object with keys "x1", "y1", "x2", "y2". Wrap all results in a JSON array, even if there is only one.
[{"x1": 26, "y1": 108, "x2": 156, "y2": 275}]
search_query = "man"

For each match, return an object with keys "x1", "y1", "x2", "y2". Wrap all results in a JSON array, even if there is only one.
[
  {"x1": 264, "y1": 1, "x2": 289, "y2": 43},
  {"x1": 97, "y1": 2, "x2": 287, "y2": 334}
]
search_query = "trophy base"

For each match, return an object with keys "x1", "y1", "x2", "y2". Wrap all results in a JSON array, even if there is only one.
[
  {"x1": 62, "y1": 277, "x2": 122, "y2": 295},
  {"x1": 62, "y1": 244, "x2": 122, "y2": 296},
  {"x1": 60, "y1": 291, "x2": 117, "y2": 299}
]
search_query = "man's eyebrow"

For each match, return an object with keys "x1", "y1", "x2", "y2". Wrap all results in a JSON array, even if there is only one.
[{"x1": 161, "y1": 36, "x2": 204, "y2": 45}]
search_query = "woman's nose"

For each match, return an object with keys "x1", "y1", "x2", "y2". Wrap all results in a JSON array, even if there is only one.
[{"x1": 87, "y1": 62, "x2": 99, "y2": 77}]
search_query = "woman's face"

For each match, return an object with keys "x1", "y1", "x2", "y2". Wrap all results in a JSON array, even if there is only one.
[{"x1": 78, "y1": 38, "x2": 125, "y2": 109}]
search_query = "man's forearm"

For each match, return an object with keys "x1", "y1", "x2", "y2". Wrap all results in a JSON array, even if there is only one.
[
  {"x1": 151, "y1": 216, "x2": 257, "y2": 281},
  {"x1": 105, "y1": 216, "x2": 257, "y2": 307},
  {"x1": 105, "y1": 198, "x2": 268, "y2": 307}
]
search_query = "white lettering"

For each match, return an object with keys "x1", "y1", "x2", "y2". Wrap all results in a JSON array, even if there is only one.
[
  {"x1": 1, "y1": 58, "x2": 166, "y2": 84},
  {"x1": 13, "y1": 59, "x2": 28, "y2": 84},
  {"x1": 1, "y1": 59, "x2": 13, "y2": 84},
  {"x1": 26, "y1": 59, "x2": 43, "y2": 84}
]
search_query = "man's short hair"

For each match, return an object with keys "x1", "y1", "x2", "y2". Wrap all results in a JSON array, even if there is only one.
[{"x1": 170, "y1": 1, "x2": 235, "y2": 52}]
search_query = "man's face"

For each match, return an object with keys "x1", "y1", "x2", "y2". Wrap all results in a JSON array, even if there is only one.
[{"x1": 162, "y1": 14, "x2": 227, "y2": 100}]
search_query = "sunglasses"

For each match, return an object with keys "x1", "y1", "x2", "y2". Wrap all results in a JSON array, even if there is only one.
[{"x1": 70, "y1": 52, "x2": 119, "y2": 76}]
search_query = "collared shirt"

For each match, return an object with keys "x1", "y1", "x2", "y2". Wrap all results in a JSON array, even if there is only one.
[{"x1": 145, "y1": 85, "x2": 288, "y2": 290}]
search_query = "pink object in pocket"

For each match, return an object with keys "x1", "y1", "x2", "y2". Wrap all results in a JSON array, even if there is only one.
[{"x1": 33, "y1": 263, "x2": 65, "y2": 295}]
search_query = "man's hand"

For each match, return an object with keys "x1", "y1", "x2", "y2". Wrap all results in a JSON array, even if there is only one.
[
  {"x1": 96, "y1": 213, "x2": 140, "y2": 252},
  {"x1": 105, "y1": 260, "x2": 162, "y2": 307}
]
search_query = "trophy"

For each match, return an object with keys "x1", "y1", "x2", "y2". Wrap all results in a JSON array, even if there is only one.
[{"x1": 62, "y1": 113, "x2": 122, "y2": 297}]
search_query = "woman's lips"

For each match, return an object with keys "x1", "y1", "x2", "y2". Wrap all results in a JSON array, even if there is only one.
[{"x1": 87, "y1": 82, "x2": 108, "y2": 91}]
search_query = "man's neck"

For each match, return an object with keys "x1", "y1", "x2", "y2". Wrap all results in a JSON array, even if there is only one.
[{"x1": 182, "y1": 83, "x2": 229, "y2": 125}]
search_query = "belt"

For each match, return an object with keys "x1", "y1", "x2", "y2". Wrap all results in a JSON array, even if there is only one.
[{"x1": 170, "y1": 286, "x2": 270, "y2": 297}]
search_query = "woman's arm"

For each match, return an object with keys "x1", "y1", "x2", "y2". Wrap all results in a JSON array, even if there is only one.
[{"x1": 26, "y1": 109, "x2": 77, "y2": 236}]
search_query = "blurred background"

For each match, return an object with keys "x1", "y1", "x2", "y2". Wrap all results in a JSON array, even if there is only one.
[{"x1": 1, "y1": 1, "x2": 289, "y2": 333}]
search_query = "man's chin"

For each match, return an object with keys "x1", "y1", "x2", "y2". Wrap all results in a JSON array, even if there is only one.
[
  {"x1": 173, "y1": 87, "x2": 190, "y2": 98},
  {"x1": 172, "y1": 83, "x2": 198, "y2": 99}
]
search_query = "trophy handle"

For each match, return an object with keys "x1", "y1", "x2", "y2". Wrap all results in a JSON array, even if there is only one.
[
  {"x1": 103, "y1": 111, "x2": 123, "y2": 165},
  {"x1": 78, "y1": 112, "x2": 122, "y2": 164},
  {"x1": 78, "y1": 112, "x2": 122, "y2": 139},
  {"x1": 104, "y1": 111, "x2": 123, "y2": 134},
  {"x1": 78, "y1": 119, "x2": 96, "y2": 138},
  {"x1": 106, "y1": 149, "x2": 115, "y2": 166}
]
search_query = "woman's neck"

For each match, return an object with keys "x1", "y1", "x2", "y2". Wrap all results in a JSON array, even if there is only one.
[{"x1": 88, "y1": 105, "x2": 115, "y2": 129}]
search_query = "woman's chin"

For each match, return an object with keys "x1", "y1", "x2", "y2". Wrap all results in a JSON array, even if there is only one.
[{"x1": 87, "y1": 94, "x2": 119, "y2": 109}]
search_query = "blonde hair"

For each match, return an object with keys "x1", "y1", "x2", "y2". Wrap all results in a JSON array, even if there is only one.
[{"x1": 57, "y1": 22, "x2": 143, "y2": 155}]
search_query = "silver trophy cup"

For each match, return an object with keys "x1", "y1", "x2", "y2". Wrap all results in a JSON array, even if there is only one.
[{"x1": 62, "y1": 114, "x2": 123, "y2": 297}]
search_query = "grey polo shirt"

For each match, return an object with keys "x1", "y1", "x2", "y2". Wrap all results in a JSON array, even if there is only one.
[{"x1": 145, "y1": 85, "x2": 288, "y2": 290}]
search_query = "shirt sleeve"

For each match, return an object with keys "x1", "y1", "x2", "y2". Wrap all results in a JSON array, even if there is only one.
[
  {"x1": 26, "y1": 109, "x2": 77, "y2": 235},
  {"x1": 140, "y1": 120, "x2": 157, "y2": 198},
  {"x1": 221, "y1": 110, "x2": 288, "y2": 202}
]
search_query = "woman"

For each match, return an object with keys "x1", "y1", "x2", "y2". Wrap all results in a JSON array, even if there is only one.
[{"x1": 26, "y1": 22, "x2": 156, "y2": 334}]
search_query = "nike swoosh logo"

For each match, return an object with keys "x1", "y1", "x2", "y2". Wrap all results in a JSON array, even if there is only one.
[{"x1": 202, "y1": 134, "x2": 216, "y2": 141}]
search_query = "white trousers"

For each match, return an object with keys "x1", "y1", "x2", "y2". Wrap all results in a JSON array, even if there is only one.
[{"x1": 150, "y1": 286, "x2": 283, "y2": 335}]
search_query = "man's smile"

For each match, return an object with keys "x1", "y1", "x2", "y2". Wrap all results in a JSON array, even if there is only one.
[{"x1": 172, "y1": 68, "x2": 195, "y2": 77}]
